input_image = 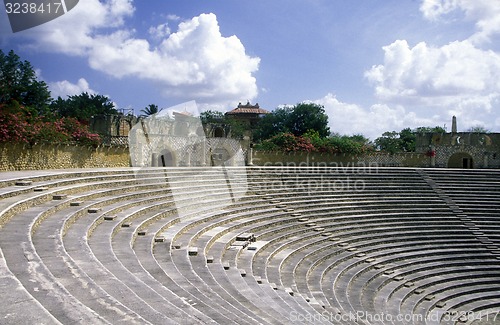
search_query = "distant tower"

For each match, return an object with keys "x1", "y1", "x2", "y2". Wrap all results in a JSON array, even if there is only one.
[{"x1": 452, "y1": 116, "x2": 457, "y2": 133}]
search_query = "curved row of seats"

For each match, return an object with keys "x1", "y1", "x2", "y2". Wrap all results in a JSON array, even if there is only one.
[{"x1": 0, "y1": 167, "x2": 499, "y2": 324}]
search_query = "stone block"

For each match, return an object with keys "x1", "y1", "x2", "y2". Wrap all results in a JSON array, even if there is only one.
[
  {"x1": 103, "y1": 215, "x2": 116, "y2": 221},
  {"x1": 236, "y1": 233, "x2": 255, "y2": 242},
  {"x1": 15, "y1": 180, "x2": 32, "y2": 186},
  {"x1": 436, "y1": 301, "x2": 446, "y2": 308},
  {"x1": 121, "y1": 222, "x2": 132, "y2": 228},
  {"x1": 137, "y1": 230, "x2": 147, "y2": 236},
  {"x1": 88, "y1": 208, "x2": 101, "y2": 213},
  {"x1": 70, "y1": 201, "x2": 83, "y2": 206},
  {"x1": 53, "y1": 194, "x2": 67, "y2": 200},
  {"x1": 154, "y1": 236, "x2": 165, "y2": 243},
  {"x1": 188, "y1": 247, "x2": 198, "y2": 256}
]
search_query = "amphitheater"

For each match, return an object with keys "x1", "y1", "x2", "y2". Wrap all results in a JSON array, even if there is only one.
[{"x1": 0, "y1": 166, "x2": 499, "y2": 325}]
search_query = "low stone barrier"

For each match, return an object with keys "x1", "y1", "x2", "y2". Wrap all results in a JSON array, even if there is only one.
[{"x1": 0, "y1": 143, "x2": 130, "y2": 171}]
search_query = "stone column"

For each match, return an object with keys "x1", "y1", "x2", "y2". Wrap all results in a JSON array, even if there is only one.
[{"x1": 247, "y1": 147, "x2": 254, "y2": 166}]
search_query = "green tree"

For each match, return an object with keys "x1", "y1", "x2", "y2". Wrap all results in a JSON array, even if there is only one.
[
  {"x1": 288, "y1": 103, "x2": 330, "y2": 138},
  {"x1": 200, "y1": 110, "x2": 224, "y2": 124},
  {"x1": 375, "y1": 126, "x2": 446, "y2": 153},
  {"x1": 415, "y1": 126, "x2": 446, "y2": 134},
  {"x1": 399, "y1": 128, "x2": 416, "y2": 152},
  {"x1": 375, "y1": 131, "x2": 401, "y2": 154},
  {"x1": 0, "y1": 49, "x2": 51, "y2": 113},
  {"x1": 140, "y1": 104, "x2": 160, "y2": 117},
  {"x1": 467, "y1": 125, "x2": 489, "y2": 133},
  {"x1": 253, "y1": 103, "x2": 329, "y2": 142},
  {"x1": 50, "y1": 92, "x2": 117, "y2": 122},
  {"x1": 252, "y1": 106, "x2": 292, "y2": 142}
]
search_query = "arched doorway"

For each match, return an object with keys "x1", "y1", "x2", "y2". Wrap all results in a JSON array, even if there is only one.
[
  {"x1": 448, "y1": 152, "x2": 474, "y2": 169},
  {"x1": 159, "y1": 149, "x2": 175, "y2": 167},
  {"x1": 214, "y1": 127, "x2": 225, "y2": 138}
]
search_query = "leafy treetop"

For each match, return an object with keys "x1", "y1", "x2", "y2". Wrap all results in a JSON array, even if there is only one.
[
  {"x1": 253, "y1": 103, "x2": 330, "y2": 142},
  {"x1": 0, "y1": 49, "x2": 51, "y2": 114},
  {"x1": 50, "y1": 92, "x2": 117, "y2": 122}
]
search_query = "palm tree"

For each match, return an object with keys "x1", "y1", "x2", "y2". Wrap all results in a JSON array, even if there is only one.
[{"x1": 140, "y1": 104, "x2": 159, "y2": 117}]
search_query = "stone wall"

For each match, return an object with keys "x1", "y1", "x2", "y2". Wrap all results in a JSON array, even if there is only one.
[
  {"x1": 416, "y1": 132, "x2": 500, "y2": 168},
  {"x1": 0, "y1": 143, "x2": 130, "y2": 171},
  {"x1": 251, "y1": 151, "x2": 429, "y2": 168}
]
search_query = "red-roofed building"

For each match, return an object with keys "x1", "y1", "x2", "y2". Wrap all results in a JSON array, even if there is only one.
[{"x1": 225, "y1": 101, "x2": 270, "y2": 127}]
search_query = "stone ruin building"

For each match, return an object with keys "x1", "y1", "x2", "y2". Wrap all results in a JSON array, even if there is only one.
[{"x1": 416, "y1": 116, "x2": 500, "y2": 169}]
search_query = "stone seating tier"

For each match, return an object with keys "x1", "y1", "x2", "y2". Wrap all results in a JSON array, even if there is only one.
[{"x1": 0, "y1": 167, "x2": 499, "y2": 325}]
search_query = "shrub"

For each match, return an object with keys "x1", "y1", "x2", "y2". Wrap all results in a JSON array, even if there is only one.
[
  {"x1": 0, "y1": 103, "x2": 101, "y2": 147},
  {"x1": 254, "y1": 132, "x2": 315, "y2": 152}
]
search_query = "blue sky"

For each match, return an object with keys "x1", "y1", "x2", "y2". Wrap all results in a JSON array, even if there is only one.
[{"x1": 1, "y1": 0, "x2": 500, "y2": 139}]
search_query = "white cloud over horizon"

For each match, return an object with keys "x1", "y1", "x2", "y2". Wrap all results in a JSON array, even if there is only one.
[
  {"x1": 49, "y1": 78, "x2": 96, "y2": 98},
  {"x1": 20, "y1": 2, "x2": 259, "y2": 107},
  {"x1": 87, "y1": 13, "x2": 260, "y2": 105},
  {"x1": 349, "y1": 0, "x2": 500, "y2": 138},
  {"x1": 364, "y1": 39, "x2": 500, "y2": 111},
  {"x1": 311, "y1": 93, "x2": 443, "y2": 140}
]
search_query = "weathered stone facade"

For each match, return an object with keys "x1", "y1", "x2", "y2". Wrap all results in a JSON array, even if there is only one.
[
  {"x1": 128, "y1": 112, "x2": 245, "y2": 167},
  {"x1": 416, "y1": 132, "x2": 500, "y2": 168}
]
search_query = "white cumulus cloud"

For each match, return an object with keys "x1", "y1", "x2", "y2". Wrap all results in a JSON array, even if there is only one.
[
  {"x1": 49, "y1": 78, "x2": 96, "y2": 98},
  {"x1": 312, "y1": 93, "x2": 442, "y2": 139},
  {"x1": 148, "y1": 23, "x2": 171, "y2": 40},
  {"x1": 365, "y1": 39, "x2": 500, "y2": 113},
  {"x1": 87, "y1": 13, "x2": 260, "y2": 104},
  {"x1": 21, "y1": 3, "x2": 259, "y2": 107},
  {"x1": 420, "y1": 0, "x2": 500, "y2": 44},
  {"x1": 23, "y1": 0, "x2": 134, "y2": 55}
]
